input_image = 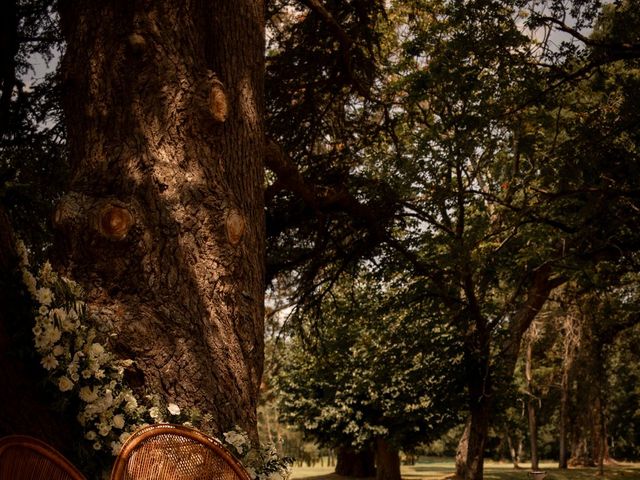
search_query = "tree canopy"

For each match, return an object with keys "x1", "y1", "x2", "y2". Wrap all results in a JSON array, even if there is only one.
[{"x1": 1, "y1": 1, "x2": 640, "y2": 480}]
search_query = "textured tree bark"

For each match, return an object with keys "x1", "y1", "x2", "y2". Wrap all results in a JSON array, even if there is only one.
[
  {"x1": 375, "y1": 438, "x2": 401, "y2": 480},
  {"x1": 455, "y1": 306, "x2": 492, "y2": 480},
  {"x1": 56, "y1": 0, "x2": 265, "y2": 436},
  {"x1": 335, "y1": 446, "x2": 376, "y2": 477},
  {"x1": 455, "y1": 400, "x2": 491, "y2": 480}
]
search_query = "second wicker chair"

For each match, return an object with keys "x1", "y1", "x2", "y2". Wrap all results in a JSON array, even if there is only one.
[{"x1": 0, "y1": 435, "x2": 86, "y2": 480}]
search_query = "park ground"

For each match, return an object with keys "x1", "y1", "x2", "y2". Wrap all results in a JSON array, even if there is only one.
[{"x1": 290, "y1": 459, "x2": 640, "y2": 480}]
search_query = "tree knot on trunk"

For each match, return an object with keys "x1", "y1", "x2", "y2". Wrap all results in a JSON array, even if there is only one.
[
  {"x1": 226, "y1": 209, "x2": 245, "y2": 246},
  {"x1": 208, "y1": 72, "x2": 228, "y2": 123},
  {"x1": 127, "y1": 33, "x2": 147, "y2": 54},
  {"x1": 53, "y1": 193, "x2": 136, "y2": 242},
  {"x1": 97, "y1": 204, "x2": 134, "y2": 240}
]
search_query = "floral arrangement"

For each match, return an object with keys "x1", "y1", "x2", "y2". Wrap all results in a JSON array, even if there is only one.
[
  {"x1": 223, "y1": 426, "x2": 293, "y2": 480},
  {"x1": 15, "y1": 240, "x2": 292, "y2": 480}
]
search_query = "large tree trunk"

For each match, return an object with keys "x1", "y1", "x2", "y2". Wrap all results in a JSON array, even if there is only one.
[
  {"x1": 335, "y1": 446, "x2": 376, "y2": 477},
  {"x1": 455, "y1": 302, "x2": 493, "y2": 480},
  {"x1": 375, "y1": 438, "x2": 401, "y2": 480},
  {"x1": 455, "y1": 400, "x2": 491, "y2": 480},
  {"x1": 454, "y1": 265, "x2": 562, "y2": 480},
  {"x1": 56, "y1": 0, "x2": 265, "y2": 437}
]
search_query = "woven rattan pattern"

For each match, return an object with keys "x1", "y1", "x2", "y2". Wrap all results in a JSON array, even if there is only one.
[
  {"x1": 0, "y1": 436, "x2": 87, "y2": 480},
  {"x1": 123, "y1": 434, "x2": 238, "y2": 480},
  {"x1": 112, "y1": 425, "x2": 251, "y2": 480}
]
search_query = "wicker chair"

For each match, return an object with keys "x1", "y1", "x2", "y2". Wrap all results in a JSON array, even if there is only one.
[
  {"x1": 0, "y1": 435, "x2": 86, "y2": 480},
  {"x1": 110, "y1": 424, "x2": 252, "y2": 480}
]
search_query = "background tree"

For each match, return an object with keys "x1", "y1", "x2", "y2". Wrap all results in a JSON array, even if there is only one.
[{"x1": 276, "y1": 272, "x2": 463, "y2": 480}]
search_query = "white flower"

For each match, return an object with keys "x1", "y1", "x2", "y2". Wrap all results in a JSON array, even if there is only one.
[
  {"x1": 22, "y1": 270, "x2": 37, "y2": 296},
  {"x1": 36, "y1": 287, "x2": 54, "y2": 306},
  {"x1": 124, "y1": 394, "x2": 138, "y2": 413},
  {"x1": 93, "y1": 442, "x2": 102, "y2": 451},
  {"x1": 85, "y1": 431, "x2": 97, "y2": 440},
  {"x1": 112, "y1": 415, "x2": 125, "y2": 429},
  {"x1": 79, "y1": 386, "x2": 99, "y2": 403},
  {"x1": 119, "y1": 432, "x2": 131, "y2": 444},
  {"x1": 39, "y1": 261, "x2": 54, "y2": 284},
  {"x1": 111, "y1": 441, "x2": 122, "y2": 455},
  {"x1": 37, "y1": 323, "x2": 61, "y2": 349},
  {"x1": 149, "y1": 407, "x2": 161, "y2": 419},
  {"x1": 58, "y1": 376, "x2": 74, "y2": 392},
  {"x1": 223, "y1": 429, "x2": 248, "y2": 455},
  {"x1": 267, "y1": 471, "x2": 286, "y2": 480},
  {"x1": 167, "y1": 403, "x2": 181, "y2": 416},
  {"x1": 15, "y1": 239, "x2": 30, "y2": 267},
  {"x1": 41, "y1": 354, "x2": 59, "y2": 370},
  {"x1": 52, "y1": 345, "x2": 65, "y2": 356},
  {"x1": 38, "y1": 305, "x2": 49, "y2": 316},
  {"x1": 98, "y1": 423, "x2": 111, "y2": 436},
  {"x1": 89, "y1": 343, "x2": 105, "y2": 357}
]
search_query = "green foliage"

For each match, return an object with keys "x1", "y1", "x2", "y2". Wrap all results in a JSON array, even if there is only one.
[{"x1": 276, "y1": 272, "x2": 463, "y2": 452}]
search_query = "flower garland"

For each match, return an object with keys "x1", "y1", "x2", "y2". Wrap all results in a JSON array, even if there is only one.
[{"x1": 15, "y1": 240, "x2": 292, "y2": 480}]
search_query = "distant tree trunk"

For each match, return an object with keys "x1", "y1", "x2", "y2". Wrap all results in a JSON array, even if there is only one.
[
  {"x1": 596, "y1": 395, "x2": 605, "y2": 476},
  {"x1": 558, "y1": 306, "x2": 580, "y2": 469},
  {"x1": 56, "y1": 0, "x2": 265, "y2": 437},
  {"x1": 525, "y1": 339, "x2": 539, "y2": 471},
  {"x1": 375, "y1": 438, "x2": 401, "y2": 480},
  {"x1": 504, "y1": 428, "x2": 520, "y2": 468},
  {"x1": 335, "y1": 446, "x2": 376, "y2": 477},
  {"x1": 559, "y1": 361, "x2": 570, "y2": 469}
]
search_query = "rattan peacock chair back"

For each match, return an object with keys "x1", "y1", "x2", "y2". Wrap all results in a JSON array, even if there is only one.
[
  {"x1": 0, "y1": 435, "x2": 87, "y2": 480},
  {"x1": 110, "y1": 424, "x2": 252, "y2": 480}
]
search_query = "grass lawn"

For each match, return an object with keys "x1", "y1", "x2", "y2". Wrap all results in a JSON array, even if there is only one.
[{"x1": 290, "y1": 459, "x2": 640, "y2": 480}]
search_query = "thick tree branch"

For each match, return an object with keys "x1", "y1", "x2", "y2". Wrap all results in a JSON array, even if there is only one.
[
  {"x1": 538, "y1": 16, "x2": 640, "y2": 59},
  {"x1": 265, "y1": 139, "x2": 450, "y2": 286},
  {"x1": 500, "y1": 264, "x2": 566, "y2": 370}
]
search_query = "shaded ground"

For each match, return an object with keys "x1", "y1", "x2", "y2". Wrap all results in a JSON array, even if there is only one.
[{"x1": 290, "y1": 459, "x2": 640, "y2": 480}]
